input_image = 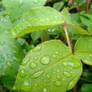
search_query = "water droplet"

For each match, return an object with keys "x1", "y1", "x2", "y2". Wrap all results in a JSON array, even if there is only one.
[
  {"x1": 29, "y1": 62, "x2": 37, "y2": 69},
  {"x1": 47, "y1": 74, "x2": 50, "y2": 78},
  {"x1": 20, "y1": 69, "x2": 25, "y2": 77},
  {"x1": 7, "y1": 62, "x2": 12, "y2": 67},
  {"x1": 40, "y1": 56, "x2": 50, "y2": 65},
  {"x1": 43, "y1": 88, "x2": 47, "y2": 92},
  {"x1": 22, "y1": 81, "x2": 31, "y2": 91},
  {"x1": 34, "y1": 46, "x2": 41, "y2": 51},
  {"x1": 55, "y1": 81, "x2": 61, "y2": 86},
  {"x1": 56, "y1": 52, "x2": 58, "y2": 54},
  {"x1": 64, "y1": 72, "x2": 71, "y2": 77},
  {"x1": 31, "y1": 71, "x2": 43, "y2": 78}
]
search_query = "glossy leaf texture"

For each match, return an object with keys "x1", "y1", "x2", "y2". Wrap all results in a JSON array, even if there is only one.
[
  {"x1": 2, "y1": 0, "x2": 47, "y2": 21},
  {"x1": 0, "y1": 31, "x2": 24, "y2": 76},
  {"x1": 74, "y1": 36, "x2": 92, "y2": 65},
  {"x1": 10, "y1": 6, "x2": 63, "y2": 38},
  {"x1": 61, "y1": 8, "x2": 91, "y2": 35},
  {"x1": 14, "y1": 40, "x2": 82, "y2": 92},
  {"x1": 0, "y1": 15, "x2": 13, "y2": 32}
]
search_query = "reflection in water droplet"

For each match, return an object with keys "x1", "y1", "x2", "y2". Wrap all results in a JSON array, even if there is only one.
[
  {"x1": 31, "y1": 71, "x2": 43, "y2": 78},
  {"x1": 55, "y1": 81, "x2": 61, "y2": 86},
  {"x1": 40, "y1": 56, "x2": 50, "y2": 65},
  {"x1": 29, "y1": 62, "x2": 37, "y2": 69}
]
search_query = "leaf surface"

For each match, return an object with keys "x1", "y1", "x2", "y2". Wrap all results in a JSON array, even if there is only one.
[
  {"x1": 0, "y1": 32, "x2": 24, "y2": 76},
  {"x1": 15, "y1": 40, "x2": 82, "y2": 92},
  {"x1": 74, "y1": 36, "x2": 92, "y2": 65},
  {"x1": 10, "y1": 7, "x2": 63, "y2": 38},
  {"x1": 2, "y1": 0, "x2": 46, "y2": 21}
]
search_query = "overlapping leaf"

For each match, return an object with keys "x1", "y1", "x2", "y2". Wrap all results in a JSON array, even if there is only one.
[
  {"x1": 14, "y1": 40, "x2": 82, "y2": 92},
  {"x1": 0, "y1": 32, "x2": 24, "y2": 76},
  {"x1": 74, "y1": 36, "x2": 92, "y2": 65},
  {"x1": 2, "y1": 0, "x2": 47, "y2": 21},
  {"x1": 61, "y1": 8, "x2": 91, "y2": 35},
  {"x1": 10, "y1": 7, "x2": 63, "y2": 38},
  {"x1": 0, "y1": 15, "x2": 13, "y2": 32}
]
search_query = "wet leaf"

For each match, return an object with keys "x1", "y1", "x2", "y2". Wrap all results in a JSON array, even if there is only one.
[
  {"x1": 2, "y1": 0, "x2": 47, "y2": 21},
  {"x1": 10, "y1": 7, "x2": 63, "y2": 38},
  {"x1": 14, "y1": 40, "x2": 82, "y2": 92},
  {"x1": 0, "y1": 15, "x2": 13, "y2": 32},
  {"x1": 74, "y1": 36, "x2": 92, "y2": 65},
  {"x1": 0, "y1": 31, "x2": 24, "y2": 76}
]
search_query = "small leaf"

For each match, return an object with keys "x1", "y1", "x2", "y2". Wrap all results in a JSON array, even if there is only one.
[
  {"x1": 53, "y1": 1, "x2": 64, "y2": 11},
  {"x1": 14, "y1": 40, "x2": 82, "y2": 92},
  {"x1": 10, "y1": 7, "x2": 63, "y2": 38},
  {"x1": 2, "y1": 0, "x2": 47, "y2": 21},
  {"x1": 74, "y1": 36, "x2": 92, "y2": 65}
]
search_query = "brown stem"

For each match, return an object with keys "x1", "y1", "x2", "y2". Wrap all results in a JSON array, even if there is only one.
[
  {"x1": 69, "y1": 0, "x2": 74, "y2": 5},
  {"x1": 63, "y1": 23, "x2": 72, "y2": 50},
  {"x1": 74, "y1": 86, "x2": 77, "y2": 92},
  {"x1": 86, "y1": 0, "x2": 90, "y2": 13},
  {"x1": 41, "y1": 31, "x2": 47, "y2": 42}
]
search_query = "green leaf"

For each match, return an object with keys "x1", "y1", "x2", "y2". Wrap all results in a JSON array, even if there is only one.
[
  {"x1": 31, "y1": 31, "x2": 43, "y2": 41},
  {"x1": 53, "y1": 1, "x2": 64, "y2": 11},
  {"x1": 0, "y1": 31, "x2": 24, "y2": 89},
  {"x1": 61, "y1": 8, "x2": 91, "y2": 35},
  {"x1": 74, "y1": 0, "x2": 86, "y2": 6},
  {"x1": 10, "y1": 7, "x2": 63, "y2": 38},
  {"x1": 2, "y1": 0, "x2": 47, "y2": 21},
  {"x1": 0, "y1": 31, "x2": 24, "y2": 76},
  {"x1": 0, "y1": 15, "x2": 13, "y2": 32},
  {"x1": 14, "y1": 40, "x2": 82, "y2": 92},
  {"x1": 80, "y1": 84, "x2": 92, "y2": 92},
  {"x1": 74, "y1": 36, "x2": 92, "y2": 65}
]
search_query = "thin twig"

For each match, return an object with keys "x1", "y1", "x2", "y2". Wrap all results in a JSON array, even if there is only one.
[
  {"x1": 86, "y1": 0, "x2": 90, "y2": 13},
  {"x1": 63, "y1": 23, "x2": 72, "y2": 50},
  {"x1": 74, "y1": 86, "x2": 77, "y2": 92},
  {"x1": 69, "y1": 0, "x2": 74, "y2": 5}
]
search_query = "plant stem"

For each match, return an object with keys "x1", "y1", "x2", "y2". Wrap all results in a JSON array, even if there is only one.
[
  {"x1": 86, "y1": 0, "x2": 90, "y2": 13},
  {"x1": 63, "y1": 23, "x2": 72, "y2": 50},
  {"x1": 69, "y1": 0, "x2": 74, "y2": 5},
  {"x1": 74, "y1": 86, "x2": 77, "y2": 92},
  {"x1": 41, "y1": 31, "x2": 47, "y2": 42}
]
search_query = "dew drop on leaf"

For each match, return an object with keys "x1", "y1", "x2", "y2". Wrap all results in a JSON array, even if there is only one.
[
  {"x1": 31, "y1": 71, "x2": 43, "y2": 78},
  {"x1": 20, "y1": 69, "x2": 25, "y2": 77},
  {"x1": 64, "y1": 72, "x2": 71, "y2": 77},
  {"x1": 29, "y1": 62, "x2": 37, "y2": 69},
  {"x1": 55, "y1": 81, "x2": 61, "y2": 86},
  {"x1": 40, "y1": 56, "x2": 50, "y2": 65},
  {"x1": 43, "y1": 88, "x2": 47, "y2": 92}
]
